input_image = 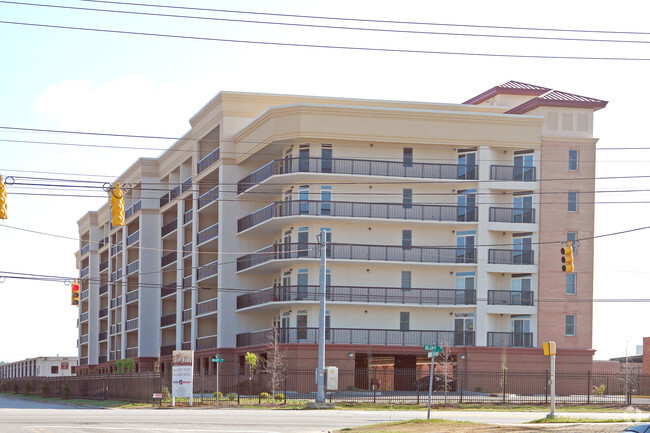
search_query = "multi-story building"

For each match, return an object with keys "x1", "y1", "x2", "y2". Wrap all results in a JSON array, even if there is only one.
[
  {"x1": 0, "y1": 356, "x2": 77, "y2": 378},
  {"x1": 74, "y1": 81, "x2": 606, "y2": 380}
]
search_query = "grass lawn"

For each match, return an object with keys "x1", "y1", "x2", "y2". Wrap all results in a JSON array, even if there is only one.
[{"x1": 1, "y1": 392, "x2": 148, "y2": 408}]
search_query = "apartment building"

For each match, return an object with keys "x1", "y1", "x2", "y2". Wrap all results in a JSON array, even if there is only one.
[
  {"x1": 74, "y1": 81, "x2": 606, "y2": 379},
  {"x1": 0, "y1": 356, "x2": 77, "y2": 378}
]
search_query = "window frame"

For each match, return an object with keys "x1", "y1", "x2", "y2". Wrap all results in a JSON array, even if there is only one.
[
  {"x1": 566, "y1": 314, "x2": 576, "y2": 336},
  {"x1": 399, "y1": 311, "x2": 410, "y2": 331},
  {"x1": 568, "y1": 149, "x2": 579, "y2": 171},
  {"x1": 568, "y1": 191, "x2": 578, "y2": 212},
  {"x1": 566, "y1": 273, "x2": 577, "y2": 295}
]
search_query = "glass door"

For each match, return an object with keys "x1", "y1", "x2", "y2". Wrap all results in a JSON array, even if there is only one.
[
  {"x1": 513, "y1": 195, "x2": 533, "y2": 223},
  {"x1": 457, "y1": 152, "x2": 476, "y2": 180},
  {"x1": 513, "y1": 153, "x2": 534, "y2": 181}
]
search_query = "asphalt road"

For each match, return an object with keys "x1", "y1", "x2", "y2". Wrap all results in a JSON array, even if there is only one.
[{"x1": 1, "y1": 395, "x2": 648, "y2": 433}]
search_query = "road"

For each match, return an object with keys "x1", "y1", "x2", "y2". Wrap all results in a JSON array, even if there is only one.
[{"x1": 1, "y1": 395, "x2": 648, "y2": 433}]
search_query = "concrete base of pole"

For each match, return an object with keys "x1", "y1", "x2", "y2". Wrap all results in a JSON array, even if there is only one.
[{"x1": 306, "y1": 402, "x2": 335, "y2": 409}]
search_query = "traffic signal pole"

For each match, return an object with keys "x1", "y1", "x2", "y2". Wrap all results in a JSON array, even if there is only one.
[{"x1": 316, "y1": 228, "x2": 327, "y2": 403}]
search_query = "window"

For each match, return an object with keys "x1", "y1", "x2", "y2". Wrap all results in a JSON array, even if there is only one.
[
  {"x1": 400, "y1": 312, "x2": 410, "y2": 331},
  {"x1": 455, "y1": 272, "x2": 475, "y2": 304},
  {"x1": 457, "y1": 152, "x2": 476, "y2": 180},
  {"x1": 567, "y1": 232, "x2": 578, "y2": 254},
  {"x1": 320, "y1": 186, "x2": 332, "y2": 215},
  {"x1": 321, "y1": 144, "x2": 332, "y2": 173},
  {"x1": 456, "y1": 231, "x2": 475, "y2": 263},
  {"x1": 566, "y1": 273, "x2": 576, "y2": 295},
  {"x1": 513, "y1": 194, "x2": 533, "y2": 223},
  {"x1": 568, "y1": 191, "x2": 578, "y2": 212},
  {"x1": 402, "y1": 230, "x2": 412, "y2": 249},
  {"x1": 297, "y1": 227, "x2": 309, "y2": 258},
  {"x1": 402, "y1": 188, "x2": 413, "y2": 209},
  {"x1": 401, "y1": 271, "x2": 411, "y2": 290},
  {"x1": 566, "y1": 315, "x2": 576, "y2": 336},
  {"x1": 297, "y1": 311, "x2": 308, "y2": 340},
  {"x1": 299, "y1": 186, "x2": 310, "y2": 214},
  {"x1": 297, "y1": 269, "x2": 309, "y2": 300},
  {"x1": 457, "y1": 190, "x2": 476, "y2": 222},
  {"x1": 511, "y1": 316, "x2": 531, "y2": 347},
  {"x1": 298, "y1": 144, "x2": 310, "y2": 172},
  {"x1": 513, "y1": 234, "x2": 533, "y2": 264},
  {"x1": 51, "y1": 366, "x2": 58, "y2": 374},
  {"x1": 403, "y1": 148, "x2": 413, "y2": 167},
  {"x1": 513, "y1": 152, "x2": 535, "y2": 181},
  {"x1": 511, "y1": 274, "x2": 532, "y2": 305},
  {"x1": 569, "y1": 150, "x2": 578, "y2": 171},
  {"x1": 454, "y1": 313, "x2": 474, "y2": 346}
]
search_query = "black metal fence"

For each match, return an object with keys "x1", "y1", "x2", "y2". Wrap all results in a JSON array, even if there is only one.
[{"x1": 2, "y1": 369, "x2": 647, "y2": 406}]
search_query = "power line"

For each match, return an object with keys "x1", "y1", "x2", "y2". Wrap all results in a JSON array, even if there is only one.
[{"x1": 2, "y1": 20, "x2": 650, "y2": 61}]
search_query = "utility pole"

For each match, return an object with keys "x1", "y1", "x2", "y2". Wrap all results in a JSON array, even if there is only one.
[
  {"x1": 543, "y1": 341, "x2": 556, "y2": 419},
  {"x1": 316, "y1": 228, "x2": 327, "y2": 403}
]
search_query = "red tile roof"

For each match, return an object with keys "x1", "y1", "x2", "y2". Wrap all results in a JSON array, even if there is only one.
[{"x1": 463, "y1": 81, "x2": 550, "y2": 105}]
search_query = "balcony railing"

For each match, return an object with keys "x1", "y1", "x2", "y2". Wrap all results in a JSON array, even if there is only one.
[
  {"x1": 80, "y1": 266, "x2": 89, "y2": 278},
  {"x1": 182, "y1": 341, "x2": 191, "y2": 350},
  {"x1": 110, "y1": 241, "x2": 123, "y2": 257},
  {"x1": 237, "y1": 327, "x2": 475, "y2": 348},
  {"x1": 126, "y1": 318, "x2": 138, "y2": 331},
  {"x1": 109, "y1": 351, "x2": 119, "y2": 361},
  {"x1": 489, "y1": 207, "x2": 535, "y2": 224},
  {"x1": 161, "y1": 251, "x2": 177, "y2": 267},
  {"x1": 183, "y1": 242, "x2": 192, "y2": 257},
  {"x1": 196, "y1": 335, "x2": 218, "y2": 350},
  {"x1": 160, "y1": 345, "x2": 175, "y2": 357},
  {"x1": 99, "y1": 307, "x2": 108, "y2": 318},
  {"x1": 110, "y1": 296, "x2": 122, "y2": 309},
  {"x1": 487, "y1": 331, "x2": 533, "y2": 348},
  {"x1": 487, "y1": 290, "x2": 534, "y2": 306},
  {"x1": 490, "y1": 165, "x2": 536, "y2": 182},
  {"x1": 182, "y1": 309, "x2": 191, "y2": 322},
  {"x1": 80, "y1": 357, "x2": 88, "y2": 366},
  {"x1": 80, "y1": 334, "x2": 89, "y2": 344},
  {"x1": 170, "y1": 185, "x2": 181, "y2": 202},
  {"x1": 161, "y1": 283, "x2": 176, "y2": 297},
  {"x1": 98, "y1": 236, "x2": 109, "y2": 249},
  {"x1": 99, "y1": 284, "x2": 109, "y2": 295},
  {"x1": 161, "y1": 219, "x2": 177, "y2": 237},
  {"x1": 182, "y1": 177, "x2": 193, "y2": 193},
  {"x1": 197, "y1": 260, "x2": 218, "y2": 280},
  {"x1": 100, "y1": 260, "x2": 109, "y2": 272},
  {"x1": 81, "y1": 289, "x2": 89, "y2": 300},
  {"x1": 238, "y1": 200, "x2": 478, "y2": 232},
  {"x1": 198, "y1": 186, "x2": 219, "y2": 209},
  {"x1": 98, "y1": 355, "x2": 107, "y2": 364},
  {"x1": 111, "y1": 269, "x2": 123, "y2": 282},
  {"x1": 197, "y1": 147, "x2": 220, "y2": 174},
  {"x1": 488, "y1": 249, "x2": 534, "y2": 265},
  {"x1": 160, "y1": 192, "x2": 170, "y2": 208},
  {"x1": 125, "y1": 199, "x2": 141, "y2": 220},
  {"x1": 197, "y1": 223, "x2": 218, "y2": 244},
  {"x1": 183, "y1": 209, "x2": 193, "y2": 225},
  {"x1": 197, "y1": 298, "x2": 218, "y2": 315},
  {"x1": 127, "y1": 230, "x2": 140, "y2": 246},
  {"x1": 237, "y1": 285, "x2": 476, "y2": 310},
  {"x1": 81, "y1": 243, "x2": 90, "y2": 256},
  {"x1": 238, "y1": 157, "x2": 479, "y2": 194},
  {"x1": 126, "y1": 347, "x2": 138, "y2": 358},
  {"x1": 237, "y1": 243, "x2": 476, "y2": 271},
  {"x1": 99, "y1": 332, "x2": 108, "y2": 341},
  {"x1": 183, "y1": 276, "x2": 192, "y2": 289},
  {"x1": 126, "y1": 289, "x2": 139, "y2": 303},
  {"x1": 161, "y1": 313, "x2": 176, "y2": 327},
  {"x1": 110, "y1": 323, "x2": 122, "y2": 334},
  {"x1": 126, "y1": 260, "x2": 139, "y2": 275}
]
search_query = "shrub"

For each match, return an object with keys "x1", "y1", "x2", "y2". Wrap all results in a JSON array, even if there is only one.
[
  {"x1": 274, "y1": 393, "x2": 284, "y2": 402},
  {"x1": 0, "y1": 381, "x2": 7, "y2": 392},
  {"x1": 24, "y1": 381, "x2": 32, "y2": 395},
  {"x1": 13, "y1": 381, "x2": 19, "y2": 394},
  {"x1": 161, "y1": 386, "x2": 170, "y2": 401},
  {"x1": 474, "y1": 386, "x2": 483, "y2": 393},
  {"x1": 62, "y1": 382, "x2": 71, "y2": 399},
  {"x1": 594, "y1": 384, "x2": 606, "y2": 396},
  {"x1": 41, "y1": 381, "x2": 51, "y2": 397},
  {"x1": 227, "y1": 392, "x2": 237, "y2": 401},
  {"x1": 115, "y1": 359, "x2": 135, "y2": 374},
  {"x1": 260, "y1": 392, "x2": 271, "y2": 400},
  {"x1": 212, "y1": 391, "x2": 223, "y2": 400}
]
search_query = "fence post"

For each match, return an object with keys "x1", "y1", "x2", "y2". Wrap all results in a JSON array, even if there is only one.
[
  {"x1": 459, "y1": 368, "x2": 463, "y2": 404},
  {"x1": 545, "y1": 369, "x2": 548, "y2": 404},
  {"x1": 200, "y1": 370, "x2": 204, "y2": 405},
  {"x1": 237, "y1": 368, "x2": 240, "y2": 405},
  {"x1": 372, "y1": 367, "x2": 377, "y2": 403},
  {"x1": 284, "y1": 375, "x2": 287, "y2": 405},
  {"x1": 587, "y1": 370, "x2": 591, "y2": 404},
  {"x1": 502, "y1": 369, "x2": 506, "y2": 403}
]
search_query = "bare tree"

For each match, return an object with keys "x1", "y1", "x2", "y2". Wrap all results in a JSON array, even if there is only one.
[
  {"x1": 437, "y1": 341, "x2": 454, "y2": 405},
  {"x1": 263, "y1": 325, "x2": 288, "y2": 397}
]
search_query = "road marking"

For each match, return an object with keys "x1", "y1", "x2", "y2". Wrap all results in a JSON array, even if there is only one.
[{"x1": 24, "y1": 427, "x2": 281, "y2": 433}]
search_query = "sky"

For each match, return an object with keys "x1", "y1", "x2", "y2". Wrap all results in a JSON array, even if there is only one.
[{"x1": 1, "y1": 0, "x2": 649, "y2": 363}]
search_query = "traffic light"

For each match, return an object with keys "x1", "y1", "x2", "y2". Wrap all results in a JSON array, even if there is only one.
[
  {"x1": 561, "y1": 241, "x2": 574, "y2": 272},
  {"x1": 0, "y1": 175, "x2": 7, "y2": 219},
  {"x1": 71, "y1": 280, "x2": 80, "y2": 306},
  {"x1": 110, "y1": 182, "x2": 125, "y2": 226}
]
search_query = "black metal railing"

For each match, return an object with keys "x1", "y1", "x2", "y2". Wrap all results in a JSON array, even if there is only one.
[
  {"x1": 197, "y1": 260, "x2": 218, "y2": 280},
  {"x1": 99, "y1": 307, "x2": 108, "y2": 318},
  {"x1": 98, "y1": 332, "x2": 107, "y2": 342},
  {"x1": 488, "y1": 207, "x2": 535, "y2": 223},
  {"x1": 183, "y1": 209, "x2": 193, "y2": 225},
  {"x1": 100, "y1": 260, "x2": 109, "y2": 272},
  {"x1": 125, "y1": 200, "x2": 141, "y2": 219},
  {"x1": 81, "y1": 243, "x2": 90, "y2": 255},
  {"x1": 126, "y1": 318, "x2": 138, "y2": 331},
  {"x1": 487, "y1": 290, "x2": 534, "y2": 306},
  {"x1": 490, "y1": 165, "x2": 536, "y2": 182},
  {"x1": 487, "y1": 331, "x2": 533, "y2": 348},
  {"x1": 161, "y1": 219, "x2": 177, "y2": 237},
  {"x1": 126, "y1": 289, "x2": 139, "y2": 303},
  {"x1": 161, "y1": 283, "x2": 176, "y2": 297},
  {"x1": 198, "y1": 186, "x2": 219, "y2": 209},
  {"x1": 197, "y1": 147, "x2": 220, "y2": 174},
  {"x1": 488, "y1": 249, "x2": 534, "y2": 265},
  {"x1": 237, "y1": 285, "x2": 476, "y2": 309},
  {"x1": 196, "y1": 335, "x2": 218, "y2": 350},
  {"x1": 238, "y1": 200, "x2": 478, "y2": 232},
  {"x1": 126, "y1": 260, "x2": 139, "y2": 275},
  {"x1": 182, "y1": 177, "x2": 193, "y2": 193},
  {"x1": 160, "y1": 192, "x2": 170, "y2": 208},
  {"x1": 238, "y1": 157, "x2": 478, "y2": 194},
  {"x1": 161, "y1": 313, "x2": 176, "y2": 327},
  {"x1": 197, "y1": 298, "x2": 218, "y2": 315},
  {"x1": 161, "y1": 251, "x2": 177, "y2": 267},
  {"x1": 99, "y1": 284, "x2": 109, "y2": 295},
  {"x1": 237, "y1": 242, "x2": 476, "y2": 271},
  {"x1": 197, "y1": 223, "x2": 218, "y2": 244},
  {"x1": 236, "y1": 327, "x2": 475, "y2": 348},
  {"x1": 127, "y1": 230, "x2": 140, "y2": 246}
]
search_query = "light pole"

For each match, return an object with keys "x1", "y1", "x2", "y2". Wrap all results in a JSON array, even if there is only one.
[{"x1": 316, "y1": 228, "x2": 327, "y2": 403}]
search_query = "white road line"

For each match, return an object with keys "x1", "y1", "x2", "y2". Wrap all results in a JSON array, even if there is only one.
[{"x1": 24, "y1": 427, "x2": 281, "y2": 433}]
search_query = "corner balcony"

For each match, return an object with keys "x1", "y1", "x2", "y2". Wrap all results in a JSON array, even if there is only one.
[
  {"x1": 197, "y1": 147, "x2": 220, "y2": 174},
  {"x1": 488, "y1": 207, "x2": 535, "y2": 224},
  {"x1": 489, "y1": 165, "x2": 536, "y2": 182},
  {"x1": 487, "y1": 331, "x2": 533, "y2": 348},
  {"x1": 487, "y1": 290, "x2": 534, "y2": 306},
  {"x1": 236, "y1": 327, "x2": 475, "y2": 348},
  {"x1": 197, "y1": 260, "x2": 218, "y2": 281},
  {"x1": 488, "y1": 249, "x2": 534, "y2": 265},
  {"x1": 237, "y1": 157, "x2": 478, "y2": 195},
  {"x1": 80, "y1": 243, "x2": 90, "y2": 256},
  {"x1": 237, "y1": 285, "x2": 476, "y2": 310},
  {"x1": 237, "y1": 243, "x2": 476, "y2": 272},
  {"x1": 238, "y1": 200, "x2": 477, "y2": 234},
  {"x1": 198, "y1": 186, "x2": 219, "y2": 210},
  {"x1": 125, "y1": 199, "x2": 141, "y2": 220}
]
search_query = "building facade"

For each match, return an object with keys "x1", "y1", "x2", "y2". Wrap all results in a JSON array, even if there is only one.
[
  {"x1": 74, "y1": 81, "x2": 606, "y2": 378},
  {"x1": 0, "y1": 357, "x2": 77, "y2": 378}
]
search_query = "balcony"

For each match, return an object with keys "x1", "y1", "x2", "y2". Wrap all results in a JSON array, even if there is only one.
[
  {"x1": 238, "y1": 200, "x2": 477, "y2": 233},
  {"x1": 98, "y1": 236, "x2": 109, "y2": 249},
  {"x1": 161, "y1": 282, "x2": 176, "y2": 297},
  {"x1": 237, "y1": 328, "x2": 475, "y2": 348},
  {"x1": 183, "y1": 242, "x2": 192, "y2": 257},
  {"x1": 100, "y1": 260, "x2": 109, "y2": 272},
  {"x1": 126, "y1": 347, "x2": 138, "y2": 358},
  {"x1": 197, "y1": 260, "x2": 218, "y2": 280},
  {"x1": 161, "y1": 219, "x2": 177, "y2": 237},
  {"x1": 98, "y1": 355, "x2": 107, "y2": 364},
  {"x1": 170, "y1": 185, "x2": 181, "y2": 202},
  {"x1": 81, "y1": 243, "x2": 90, "y2": 256},
  {"x1": 197, "y1": 335, "x2": 218, "y2": 350},
  {"x1": 80, "y1": 334, "x2": 89, "y2": 344},
  {"x1": 126, "y1": 259, "x2": 139, "y2": 275},
  {"x1": 99, "y1": 307, "x2": 108, "y2": 318},
  {"x1": 109, "y1": 351, "x2": 119, "y2": 361},
  {"x1": 183, "y1": 209, "x2": 193, "y2": 225},
  {"x1": 489, "y1": 207, "x2": 535, "y2": 224},
  {"x1": 111, "y1": 269, "x2": 123, "y2": 282},
  {"x1": 160, "y1": 345, "x2": 175, "y2": 357},
  {"x1": 182, "y1": 177, "x2": 193, "y2": 193},
  {"x1": 126, "y1": 318, "x2": 138, "y2": 332},
  {"x1": 182, "y1": 309, "x2": 191, "y2": 322},
  {"x1": 99, "y1": 331, "x2": 108, "y2": 341},
  {"x1": 127, "y1": 230, "x2": 140, "y2": 246},
  {"x1": 160, "y1": 192, "x2": 170, "y2": 208},
  {"x1": 126, "y1": 289, "x2": 139, "y2": 304},
  {"x1": 488, "y1": 249, "x2": 534, "y2": 265},
  {"x1": 183, "y1": 276, "x2": 192, "y2": 289},
  {"x1": 110, "y1": 296, "x2": 122, "y2": 309},
  {"x1": 99, "y1": 284, "x2": 109, "y2": 295},
  {"x1": 161, "y1": 313, "x2": 176, "y2": 327},
  {"x1": 489, "y1": 165, "x2": 536, "y2": 182},
  {"x1": 197, "y1": 223, "x2": 218, "y2": 245},
  {"x1": 198, "y1": 186, "x2": 219, "y2": 209},
  {"x1": 237, "y1": 243, "x2": 476, "y2": 271},
  {"x1": 197, "y1": 147, "x2": 220, "y2": 174},
  {"x1": 197, "y1": 298, "x2": 218, "y2": 315},
  {"x1": 80, "y1": 311, "x2": 89, "y2": 322},
  {"x1": 81, "y1": 289, "x2": 89, "y2": 301},
  {"x1": 161, "y1": 251, "x2": 177, "y2": 268},
  {"x1": 238, "y1": 157, "x2": 478, "y2": 194},
  {"x1": 487, "y1": 331, "x2": 533, "y2": 348},
  {"x1": 110, "y1": 242, "x2": 123, "y2": 257},
  {"x1": 487, "y1": 290, "x2": 534, "y2": 306},
  {"x1": 182, "y1": 341, "x2": 191, "y2": 350},
  {"x1": 80, "y1": 266, "x2": 89, "y2": 278},
  {"x1": 237, "y1": 285, "x2": 476, "y2": 310},
  {"x1": 80, "y1": 357, "x2": 88, "y2": 366},
  {"x1": 125, "y1": 199, "x2": 141, "y2": 220}
]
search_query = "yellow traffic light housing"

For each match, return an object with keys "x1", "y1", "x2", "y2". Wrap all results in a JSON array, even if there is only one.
[
  {"x1": 110, "y1": 182, "x2": 125, "y2": 226},
  {"x1": 561, "y1": 242, "x2": 574, "y2": 272},
  {"x1": 543, "y1": 341, "x2": 556, "y2": 356},
  {"x1": 71, "y1": 280, "x2": 80, "y2": 306},
  {"x1": 0, "y1": 175, "x2": 7, "y2": 219}
]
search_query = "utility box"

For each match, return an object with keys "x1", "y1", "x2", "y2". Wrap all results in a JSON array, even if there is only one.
[{"x1": 325, "y1": 366, "x2": 338, "y2": 390}]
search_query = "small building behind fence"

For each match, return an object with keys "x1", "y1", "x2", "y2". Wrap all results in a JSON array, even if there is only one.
[{"x1": 0, "y1": 356, "x2": 77, "y2": 379}]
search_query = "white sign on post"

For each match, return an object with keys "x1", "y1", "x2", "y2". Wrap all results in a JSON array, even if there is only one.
[{"x1": 172, "y1": 350, "x2": 194, "y2": 406}]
